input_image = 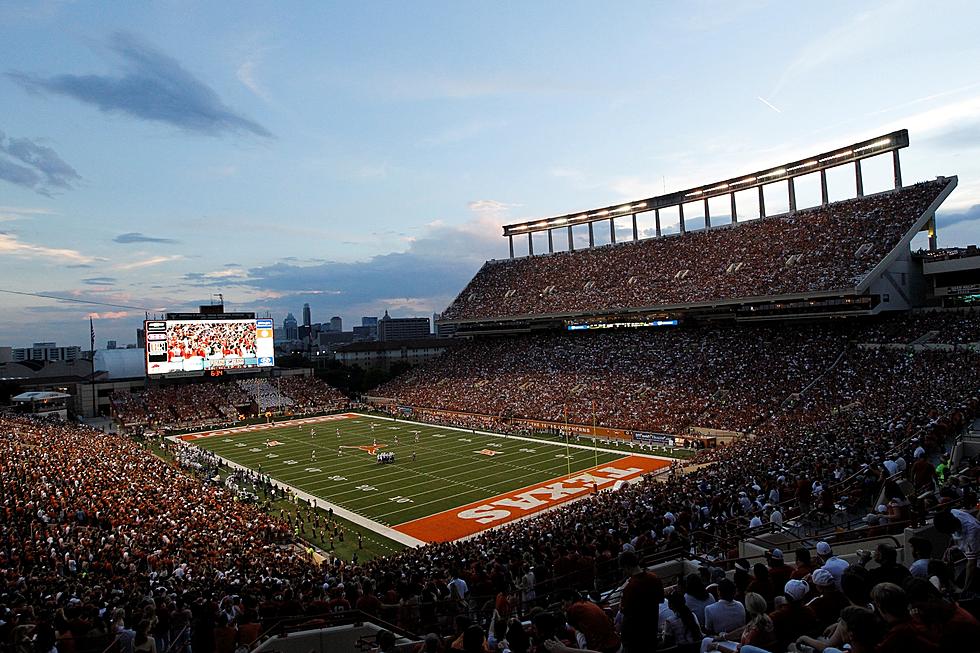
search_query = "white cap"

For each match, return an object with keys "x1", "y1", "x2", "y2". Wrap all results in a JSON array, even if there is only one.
[{"x1": 816, "y1": 541, "x2": 832, "y2": 556}]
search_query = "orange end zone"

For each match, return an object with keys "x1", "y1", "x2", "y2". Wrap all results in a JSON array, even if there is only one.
[
  {"x1": 394, "y1": 455, "x2": 669, "y2": 543},
  {"x1": 177, "y1": 413, "x2": 360, "y2": 441}
]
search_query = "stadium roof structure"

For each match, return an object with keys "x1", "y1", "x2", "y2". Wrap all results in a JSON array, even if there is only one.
[
  {"x1": 12, "y1": 391, "x2": 72, "y2": 402},
  {"x1": 439, "y1": 130, "x2": 957, "y2": 331}
]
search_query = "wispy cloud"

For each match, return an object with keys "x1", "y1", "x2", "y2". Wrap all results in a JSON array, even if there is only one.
[
  {"x1": 757, "y1": 96, "x2": 781, "y2": 113},
  {"x1": 0, "y1": 130, "x2": 80, "y2": 196},
  {"x1": 115, "y1": 254, "x2": 183, "y2": 270},
  {"x1": 82, "y1": 277, "x2": 117, "y2": 285},
  {"x1": 0, "y1": 205, "x2": 55, "y2": 221},
  {"x1": 86, "y1": 310, "x2": 130, "y2": 320},
  {"x1": 0, "y1": 231, "x2": 95, "y2": 263},
  {"x1": 114, "y1": 232, "x2": 180, "y2": 244},
  {"x1": 8, "y1": 32, "x2": 272, "y2": 138}
]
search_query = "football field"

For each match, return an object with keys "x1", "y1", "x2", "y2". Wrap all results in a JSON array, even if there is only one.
[{"x1": 178, "y1": 413, "x2": 669, "y2": 543}]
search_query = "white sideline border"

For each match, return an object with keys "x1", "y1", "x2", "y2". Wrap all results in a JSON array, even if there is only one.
[{"x1": 167, "y1": 411, "x2": 677, "y2": 549}]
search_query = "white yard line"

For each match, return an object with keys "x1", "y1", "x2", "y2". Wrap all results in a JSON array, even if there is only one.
[
  {"x1": 166, "y1": 434, "x2": 427, "y2": 549},
  {"x1": 353, "y1": 412, "x2": 675, "y2": 461}
]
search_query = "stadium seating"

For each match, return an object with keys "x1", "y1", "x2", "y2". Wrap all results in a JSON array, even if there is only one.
[
  {"x1": 442, "y1": 180, "x2": 948, "y2": 322},
  {"x1": 110, "y1": 377, "x2": 348, "y2": 429}
]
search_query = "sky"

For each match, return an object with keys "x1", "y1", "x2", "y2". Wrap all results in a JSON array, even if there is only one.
[{"x1": 1, "y1": 0, "x2": 979, "y2": 348}]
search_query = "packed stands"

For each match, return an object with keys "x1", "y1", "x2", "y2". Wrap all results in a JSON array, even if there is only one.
[
  {"x1": 442, "y1": 179, "x2": 949, "y2": 322},
  {"x1": 110, "y1": 377, "x2": 348, "y2": 430},
  {"x1": 376, "y1": 312, "x2": 979, "y2": 435},
  {"x1": 4, "y1": 314, "x2": 980, "y2": 651}
]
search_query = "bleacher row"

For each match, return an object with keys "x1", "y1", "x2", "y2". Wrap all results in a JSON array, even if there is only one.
[
  {"x1": 109, "y1": 377, "x2": 348, "y2": 429},
  {"x1": 442, "y1": 179, "x2": 949, "y2": 321},
  {"x1": 377, "y1": 312, "x2": 980, "y2": 436},
  {"x1": 2, "y1": 313, "x2": 980, "y2": 652}
]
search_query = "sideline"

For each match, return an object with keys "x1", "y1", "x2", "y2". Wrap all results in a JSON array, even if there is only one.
[
  {"x1": 166, "y1": 434, "x2": 428, "y2": 549},
  {"x1": 352, "y1": 412, "x2": 677, "y2": 461}
]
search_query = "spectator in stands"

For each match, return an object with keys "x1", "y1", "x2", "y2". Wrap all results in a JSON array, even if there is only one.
[
  {"x1": 816, "y1": 542, "x2": 850, "y2": 589},
  {"x1": 702, "y1": 578, "x2": 745, "y2": 637},
  {"x1": 770, "y1": 580, "x2": 819, "y2": 652},
  {"x1": 935, "y1": 508, "x2": 980, "y2": 590},
  {"x1": 663, "y1": 591, "x2": 703, "y2": 652},
  {"x1": 870, "y1": 583, "x2": 938, "y2": 652},
  {"x1": 617, "y1": 551, "x2": 664, "y2": 653},
  {"x1": 560, "y1": 591, "x2": 620, "y2": 653},
  {"x1": 806, "y1": 568, "x2": 849, "y2": 630}
]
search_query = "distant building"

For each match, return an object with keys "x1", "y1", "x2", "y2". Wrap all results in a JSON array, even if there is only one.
[
  {"x1": 329, "y1": 316, "x2": 342, "y2": 332},
  {"x1": 136, "y1": 328, "x2": 145, "y2": 349},
  {"x1": 302, "y1": 303, "x2": 312, "y2": 328},
  {"x1": 378, "y1": 311, "x2": 431, "y2": 342},
  {"x1": 283, "y1": 313, "x2": 299, "y2": 340},
  {"x1": 107, "y1": 340, "x2": 117, "y2": 350},
  {"x1": 11, "y1": 343, "x2": 82, "y2": 363},
  {"x1": 361, "y1": 316, "x2": 378, "y2": 327},
  {"x1": 335, "y1": 338, "x2": 456, "y2": 371}
]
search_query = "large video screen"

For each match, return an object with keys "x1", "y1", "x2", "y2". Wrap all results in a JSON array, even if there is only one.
[{"x1": 145, "y1": 318, "x2": 274, "y2": 376}]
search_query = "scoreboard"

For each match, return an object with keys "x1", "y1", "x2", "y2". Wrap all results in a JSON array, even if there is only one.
[{"x1": 145, "y1": 316, "x2": 275, "y2": 376}]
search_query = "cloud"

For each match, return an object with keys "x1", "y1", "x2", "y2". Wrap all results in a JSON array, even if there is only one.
[
  {"x1": 115, "y1": 254, "x2": 183, "y2": 270},
  {"x1": 0, "y1": 231, "x2": 96, "y2": 263},
  {"x1": 86, "y1": 311, "x2": 129, "y2": 320},
  {"x1": 8, "y1": 32, "x2": 272, "y2": 138},
  {"x1": 113, "y1": 232, "x2": 180, "y2": 244},
  {"x1": 0, "y1": 130, "x2": 80, "y2": 196},
  {"x1": 0, "y1": 205, "x2": 55, "y2": 221},
  {"x1": 937, "y1": 204, "x2": 980, "y2": 229},
  {"x1": 82, "y1": 277, "x2": 117, "y2": 285}
]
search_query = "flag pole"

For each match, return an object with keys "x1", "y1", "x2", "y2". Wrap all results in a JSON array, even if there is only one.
[
  {"x1": 592, "y1": 400, "x2": 598, "y2": 469},
  {"x1": 564, "y1": 403, "x2": 571, "y2": 476},
  {"x1": 90, "y1": 317, "x2": 96, "y2": 417}
]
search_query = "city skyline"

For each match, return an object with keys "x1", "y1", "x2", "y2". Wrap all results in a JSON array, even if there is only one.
[{"x1": 2, "y1": 1, "x2": 979, "y2": 347}]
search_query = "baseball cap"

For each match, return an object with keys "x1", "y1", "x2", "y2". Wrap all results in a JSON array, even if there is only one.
[
  {"x1": 770, "y1": 548, "x2": 784, "y2": 560},
  {"x1": 816, "y1": 542, "x2": 832, "y2": 556},
  {"x1": 811, "y1": 569, "x2": 834, "y2": 587},
  {"x1": 784, "y1": 579, "x2": 809, "y2": 601}
]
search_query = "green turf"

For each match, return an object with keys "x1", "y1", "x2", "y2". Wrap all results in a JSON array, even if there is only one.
[{"x1": 186, "y1": 414, "x2": 633, "y2": 528}]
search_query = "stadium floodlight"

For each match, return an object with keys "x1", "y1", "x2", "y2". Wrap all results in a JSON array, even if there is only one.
[
  {"x1": 855, "y1": 138, "x2": 891, "y2": 152},
  {"x1": 500, "y1": 129, "x2": 908, "y2": 242}
]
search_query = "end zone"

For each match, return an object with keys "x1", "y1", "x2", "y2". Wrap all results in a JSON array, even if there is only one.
[
  {"x1": 177, "y1": 412, "x2": 360, "y2": 441},
  {"x1": 394, "y1": 455, "x2": 668, "y2": 542}
]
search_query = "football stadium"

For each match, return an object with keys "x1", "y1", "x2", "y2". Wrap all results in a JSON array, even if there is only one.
[{"x1": 3, "y1": 8, "x2": 980, "y2": 653}]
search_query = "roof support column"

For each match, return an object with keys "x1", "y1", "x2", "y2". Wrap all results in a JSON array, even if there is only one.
[
  {"x1": 893, "y1": 150, "x2": 903, "y2": 188},
  {"x1": 632, "y1": 213, "x2": 638, "y2": 241},
  {"x1": 788, "y1": 178, "x2": 797, "y2": 212},
  {"x1": 855, "y1": 160, "x2": 864, "y2": 197},
  {"x1": 508, "y1": 235, "x2": 514, "y2": 259},
  {"x1": 730, "y1": 192, "x2": 737, "y2": 223},
  {"x1": 610, "y1": 218, "x2": 616, "y2": 243},
  {"x1": 928, "y1": 214, "x2": 937, "y2": 251},
  {"x1": 820, "y1": 169, "x2": 829, "y2": 205},
  {"x1": 758, "y1": 185, "x2": 766, "y2": 218},
  {"x1": 588, "y1": 222, "x2": 594, "y2": 248},
  {"x1": 678, "y1": 203, "x2": 686, "y2": 234},
  {"x1": 655, "y1": 209, "x2": 662, "y2": 237},
  {"x1": 568, "y1": 225, "x2": 574, "y2": 251},
  {"x1": 528, "y1": 232, "x2": 533, "y2": 256},
  {"x1": 704, "y1": 198, "x2": 711, "y2": 229},
  {"x1": 548, "y1": 228, "x2": 554, "y2": 253}
]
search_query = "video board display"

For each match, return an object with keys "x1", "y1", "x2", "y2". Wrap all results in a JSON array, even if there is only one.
[{"x1": 145, "y1": 317, "x2": 274, "y2": 376}]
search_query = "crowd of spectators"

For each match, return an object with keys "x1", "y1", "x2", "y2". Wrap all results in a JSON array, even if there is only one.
[
  {"x1": 441, "y1": 179, "x2": 949, "y2": 322},
  {"x1": 377, "y1": 312, "x2": 977, "y2": 436},
  {"x1": 110, "y1": 378, "x2": 348, "y2": 430}
]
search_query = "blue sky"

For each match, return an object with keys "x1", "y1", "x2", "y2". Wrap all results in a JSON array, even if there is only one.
[{"x1": 1, "y1": 0, "x2": 979, "y2": 348}]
